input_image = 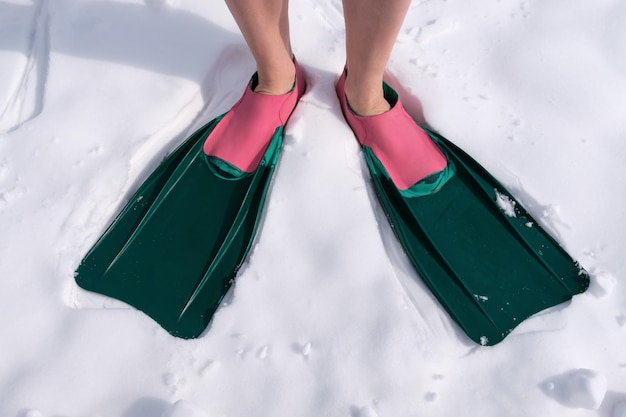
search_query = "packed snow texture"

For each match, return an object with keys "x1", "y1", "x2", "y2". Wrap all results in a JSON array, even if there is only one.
[
  {"x1": 161, "y1": 401, "x2": 210, "y2": 417},
  {"x1": 541, "y1": 368, "x2": 608, "y2": 410},
  {"x1": 495, "y1": 189, "x2": 517, "y2": 217},
  {"x1": 1, "y1": 0, "x2": 626, "y2": 416},
  {"x1": 614, "y1": 402, "x2": 626, "y2": 417}
]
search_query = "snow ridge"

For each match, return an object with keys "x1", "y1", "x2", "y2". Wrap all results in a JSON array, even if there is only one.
[{"x1": 0, "y1": 0, "x2": 50, "y2": 132}]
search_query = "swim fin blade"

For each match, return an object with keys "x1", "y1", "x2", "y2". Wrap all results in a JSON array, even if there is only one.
[
  {"x1": 363, "y1": 128, "x2": 590, "y2": 346},
  {"x1": 75, "y1": 116, "x2": 283, "y2": 338}
]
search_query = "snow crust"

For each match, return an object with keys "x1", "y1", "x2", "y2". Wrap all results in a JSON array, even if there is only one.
[{"x1": 2, "y1": 0, "x2": 626, "y2": 416}]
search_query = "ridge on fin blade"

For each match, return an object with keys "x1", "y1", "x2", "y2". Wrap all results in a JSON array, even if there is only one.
[
  {"x1": 74, "y1": 117, "x2": 283, "y2": 339},
  {"x1": 363, "y1": 127, "x2": 589, "y2": 346}
]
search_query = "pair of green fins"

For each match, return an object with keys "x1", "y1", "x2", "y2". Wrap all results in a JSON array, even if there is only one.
[{"x1": 75, "y1": 81, "x2": 589, "y2": 346}]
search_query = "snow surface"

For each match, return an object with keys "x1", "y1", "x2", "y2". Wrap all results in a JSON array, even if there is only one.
[{"x1": 1, "y1": 0, "x2": 626, "y2": 416}]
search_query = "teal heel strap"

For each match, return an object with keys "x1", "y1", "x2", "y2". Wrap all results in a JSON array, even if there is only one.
[
  {"x1": 363, "y1": 146, "x2": 456, "y2": 198},
  {"x1": 400, "y1": 159, "x2": 456, "y2": 198},
  {"x1": 203, "y1": 126, "x2": 284, "y2": 181},
  {"x1": 204, "y1": 156, "x2": 251, "y2": 180}
]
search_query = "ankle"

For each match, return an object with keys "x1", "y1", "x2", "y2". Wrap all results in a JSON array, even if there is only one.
[
  {"x1": 255, "y1": 62, "x2": 296, "y2": 95},
  {"x1": 344, "y1": 81, "x2": 391, "y2": 116}
]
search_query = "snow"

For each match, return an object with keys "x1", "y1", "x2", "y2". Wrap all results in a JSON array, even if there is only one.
[
  {"x1": 614, "y1": 402, "x2": 626, "y2": 417},
  {"x1": 541, "y1": 369, "x2": 608, "y2": 410},
  {"x1": 495, "y1": 190, "x2": 516, "y2": 217},
  {"x1": 1, "y1": 0, "x2": 625, "y2": 416},
  {"x1": 161, "y1": 401, "x2": 210, "y2": 417}
]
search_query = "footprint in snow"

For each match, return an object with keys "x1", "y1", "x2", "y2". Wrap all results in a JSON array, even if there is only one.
[
  {"x1": 350, "y1": 405, "x2": 377, "y2": 417},
  {"x1": 425, "y1": 392, "x2": 438, "y2": 402},
  {"x1": 540, "y1": 368, "x2": 607, "y2": 410},
  {"x1": 588, "y1": 269, "x2": 617, "y2": 298},
  {"x1": 257, "y1": 345, "x2": 269, "y2": 359},
  {"x1": 291, "y1": 341, "x2": 312, "y2": 358},
  {"x1": 163, "y1": 372, "x2": 186, "y2": 394},
  {"x1": 160, "y1": 400, "x2": 208, "y2": 417},
  {"x1": 198, "y1": 359, "x2": 216, "y2": 377}
]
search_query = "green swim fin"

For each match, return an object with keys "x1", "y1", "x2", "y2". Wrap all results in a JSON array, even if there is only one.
[
  {"x1": 363, "y1": 122, "x2": 589, "y2": 346},
  {"x1": 75, "y1": 116, "x2": 284, "y2": 338}
]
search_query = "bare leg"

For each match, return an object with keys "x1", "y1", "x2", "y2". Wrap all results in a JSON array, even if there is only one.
[
  {"x1": 225, "y1": 0, "x2": 296, "y2": 94},
  {"x1": 337, "y1": 0, "x2": 447, "y2": 189},
  {"x1": 342, "y1": 0, "x2": 411, "y2": 115},
  {"x1": 203, "y1": 1, "x2": 304, "y2": 172}
]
